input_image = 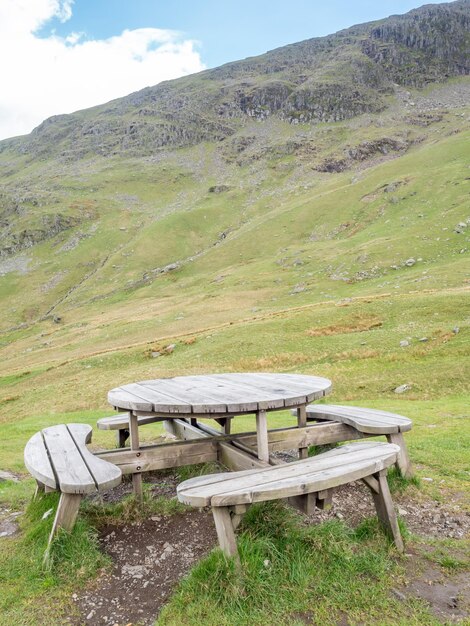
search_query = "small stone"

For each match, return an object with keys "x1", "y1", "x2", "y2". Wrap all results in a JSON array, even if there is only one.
[
  {"x1": 453, "y1": 327, "x2": 460, "y2": 334},
  {"x1": 335, "y1": 512, "x2": 344, "y2": 520},
  {"x1": 42, "y1": 508, "x2": 54, "y2": 520},
  {"x1": 0, "y1": 470, "x2": 19, "y2": 482},
  {"x1": 391, "y1": 588, "x2": 406, "y2": 601},
  {"x1": 399, "y1": 340, "x2": 410, "y2": 347},
  {"x1": 418, "y1": 337, "x2": 428, "y2": 342},
  {"x1": 398, "y1": 507, "x2": 408, "y2": 516},
  {"x1": 405, "y1": 258, "x2": 416, "y2": 267},
  {"x1": 422, "y1": 477, "x2": 434, "y2": 482},
  {"x1": 394, "y1": 384, "x2": 411, "y2": 394},
  {"x1": 151, "y1": 351, "x2": 161, "y2": 358},
  {"x1": 165, "y1": 344, "x2": 176, "y2": 354}
]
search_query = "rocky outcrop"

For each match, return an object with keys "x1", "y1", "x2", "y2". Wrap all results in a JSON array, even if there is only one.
[
  {"x1": 1, "y1": 1, "x2": 468, "y2": 158},
  {"x1": 0, "y1": 213, "x2": 81, "y2": 257}
]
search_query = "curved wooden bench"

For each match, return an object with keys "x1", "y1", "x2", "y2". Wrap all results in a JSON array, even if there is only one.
[
  {"x1": 24, "y1": 423, "x2": 121, "y2": 550},
  {"x1": 178, "y1": 441, "x2": 403, "y2": 561},
  {"x1": 97, "y1": 413, "x2": 163, "y2": 447},
  {"x1": 291, "y1": 404, "x2": 412, "y2": 477}
]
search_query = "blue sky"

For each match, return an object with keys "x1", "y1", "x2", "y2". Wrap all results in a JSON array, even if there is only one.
[
  {"x1": 0, "y1": 0, "x2": 453, "y2": 140},
  {"x1": 40, "y1": 0, "x2": 451, "y2": 69}
]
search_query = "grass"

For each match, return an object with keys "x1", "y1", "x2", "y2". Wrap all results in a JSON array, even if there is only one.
[
  {"x1": 0, "y1": 78, "x2": 468, "y2": 624},
  {"x1": 0, "y1": 493, "x2": 108, "y2": 626},
  {"x1": 157, "y1": 502, "x2": 441, "y2": 626}
]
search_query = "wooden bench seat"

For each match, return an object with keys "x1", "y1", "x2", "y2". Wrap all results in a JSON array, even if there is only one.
[
  {"x1": 177, "y1": 441, "x2": 403, "y2": 561},
  {"x1": 24, "y1": 423, "x2": 121, "y2": 551},
  {"x1": 291, "y1": 404, "x2": 412, "y2": 477},
  {"x1": 97, "y1": 413, "x2": 163, "y2": 447}
]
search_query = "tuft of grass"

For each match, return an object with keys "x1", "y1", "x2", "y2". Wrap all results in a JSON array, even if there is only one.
[
  {"x1": 175, "y1": 462, "x2": 221, "y2": 483},
  {"x1": 387, "y1": 466, "x2": 421, "y2": 494},
  {"x1": 0, "y1": 492, "x2": 108, "y2": 625}
]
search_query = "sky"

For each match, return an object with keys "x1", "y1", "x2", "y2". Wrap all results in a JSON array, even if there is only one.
[{"x1": 0, "y1": 0, "x2": 454, "y2": 141}]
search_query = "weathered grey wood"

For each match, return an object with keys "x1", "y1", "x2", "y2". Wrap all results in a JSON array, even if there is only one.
[
  {"x1": 177, "y1": 442, "x2": 399, "y2": 507},
  {"x1": 24, "y1": 431, "x2": 56, "y2": 490},
  {"x1": 42, "y1": 425, "x2": 95, "y2": 494},
  {"x1": 97, "y1": 413, "x2": 164, "y2": 431},
  {"x1": 97, "y1": 438, "x2": 218, "y2": 474},
  {"x1": 386, "y1": 432, "x2": 413, "y2": 477},
  {"x1": 212, "y1": 506, "x2": 240, "y2": 563},
  {"x1": 317, "y1": 488, "x2": 333, "y2": 510},
  {"x1": 368, "y1": 470, "x2": 404, "y2": 553},
  {"x1": 288, "y1": 492, "x2": 316, "y2": 515},
  {"x1": 362, "y1": 474, "x2": 379, "y2": 494},
  {"x1": 180, "y1": 442, "x2": 403, "y2": 557},
  {"x1": 67, "y1": 424, "x2": 122, "y2": 491},
  {"x1": 109, "y1": 373, "x2": 332, "y2": 415},
  {"x1": 299, "y1": 405, "x2": 412, "y2": 434},
  {"x1": 255, "y1": 410, "x2": 269, "y2": 462},
  {"x1": 129, "y1": 413, "x2": 143, "y2": 501},
  {"x1": 49, "y1": 492, "x2": 82, "y2": 540},
  {"x1": 297, "y1": 405, "x2": 308, "y2": 460}
]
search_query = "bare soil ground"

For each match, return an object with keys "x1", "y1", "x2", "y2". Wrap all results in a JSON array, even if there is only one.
[{"x1": 70, "y1": 469, "x2": 470, "y2": 626}]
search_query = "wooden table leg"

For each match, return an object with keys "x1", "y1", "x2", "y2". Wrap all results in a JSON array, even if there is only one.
[
  {"x1": 129, "y1": 412, "x2": 143, "y2": 501},
  {"x1": 255, "y1": 410, "x2": 269, "y2": 462},
  {"x1": 297, "y1": 405, "x2": 308, "y2": 459}
]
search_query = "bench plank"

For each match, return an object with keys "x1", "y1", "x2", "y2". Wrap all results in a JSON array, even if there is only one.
[
  {"x1": 177, "y1": 442, "x2": 399, "y2": 507},
  {"x1": 300, "y1": 405, "x2": 412, "y2": 434},
  {"x1": 24, "y1": 431, "x2": 57, "y2": 490},
  {"x1": 42, "y1": 424, "x2": 96, "y2": 494},
  {"x1": 67, "y1": 424, "x2": 122, "y2": 492}
]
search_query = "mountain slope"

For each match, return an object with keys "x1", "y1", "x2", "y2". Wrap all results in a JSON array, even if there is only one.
[{"x1": 0, "y1": 1, "x2": 468, "y2": 420}]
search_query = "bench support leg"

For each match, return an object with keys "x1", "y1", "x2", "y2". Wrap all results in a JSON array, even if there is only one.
[
  {"x1": 212, "y1": 506, "x2": 240, "y2": 565},
  {"x1": 255, "y1": 410, "x2": 269, "y2": 462},
  {"x1": 288, "y1": 492, "x2": 316, "y2": 515},
  {"x1": 386, "y1": 433, "x2": 412, "y2": 478},
  {"x1": 297, "y1": 406, "x2": 308, "y2": 460},
  {"x1": 129, "y1": 413, "x2": 143, "y2": 502},
  {"x1": 368, "y1": 471, "x2": 404, "y2": 553},
  {"x1": 48, "y1": 493, "x2": 82, "y2": 543}
]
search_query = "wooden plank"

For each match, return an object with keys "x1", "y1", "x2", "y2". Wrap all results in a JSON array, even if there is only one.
[
  {"x1": 386, "y1": 432, "x2": 413, "y2": 477},
  {"x1": 24, "y1": 431, "x2": 57, "y2": 490},
  {"x1": 178, "y1": 442, "x2": 399, "y2": 506},
  {"x1": 42, "y1": 425, "x2": 95, "y2": 494},
  {"x1": 140, "y1": 379, "x2": 227, "y2": 413},
  {"x1": 107, "y1": 386, "x2": 154, "y2": 412},
  {"x1": 66, "y1": 424, "x2": 121, "y2": 492},
  {"x1": 110, "y1": 433, "x2": 217, "y2": 472},
  {"x1": 302, "y1": 405, "x2": 412, "y2": 434},
  {"x1": 238, "y1": 373, "x2": 332, "y2": 403},
  {"x1": 97, "y1": 413, "x2": 163, "y2": 430},
  {"x1": 256, "y1": 410, "x2": 269, "y2": 462},
  {"x1": 212, "y1": 507, "x2": 240, "y2": 562},
  {"x1": 210, "y1": 456, "x2": 397, "y2": 507},
  {"x1": 371, "y1": 471, "x2": 404, "y2": 552},
  {"x1": 297, "y1": 405, "x2": 308, "y2": 460},
  {"x1": 48, "y1": 493, "x2": 82, "y2": 542},
  {"x1": 129, "y1": 412, "x2": 142, "y2": 500}
]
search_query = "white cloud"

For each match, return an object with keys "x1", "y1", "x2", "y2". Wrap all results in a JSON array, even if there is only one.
[{"x1": 0, "y1": 0, "x2": 205, "y2": 140}]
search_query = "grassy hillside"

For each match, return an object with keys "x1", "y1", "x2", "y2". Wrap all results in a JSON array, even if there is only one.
[{"x1": 0, "y1": 3, "x2": 469, "y2": 624}]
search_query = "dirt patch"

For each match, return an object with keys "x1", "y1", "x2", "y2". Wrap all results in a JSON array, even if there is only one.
[
  {"x1": 72, "y1": 509, "x2": 217, "y2": 625},
  {"x1": 397, "y1": 554, "x2": 470, "y2": 623},
  {"x1": 306, "y1": 316, "x2": 382, "y2": 336}
]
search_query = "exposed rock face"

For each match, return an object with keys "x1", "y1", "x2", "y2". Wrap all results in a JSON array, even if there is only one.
[{"x1": 0, "y1": 1, "x2": 469, "y2": 159}]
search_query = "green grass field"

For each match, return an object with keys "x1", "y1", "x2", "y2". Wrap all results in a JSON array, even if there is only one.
[{"x1": 0, "y1": 79, "x2": 469, "y2": 625}]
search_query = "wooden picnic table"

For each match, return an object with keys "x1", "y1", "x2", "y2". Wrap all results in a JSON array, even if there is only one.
[{"x1": 106, "y1": 373, "x2": 332, "y2": 497}]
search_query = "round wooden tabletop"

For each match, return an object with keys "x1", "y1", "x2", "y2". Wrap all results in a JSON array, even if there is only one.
[{"x1": 108, "y1": 373, "x2": 332, "y2": 415}]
